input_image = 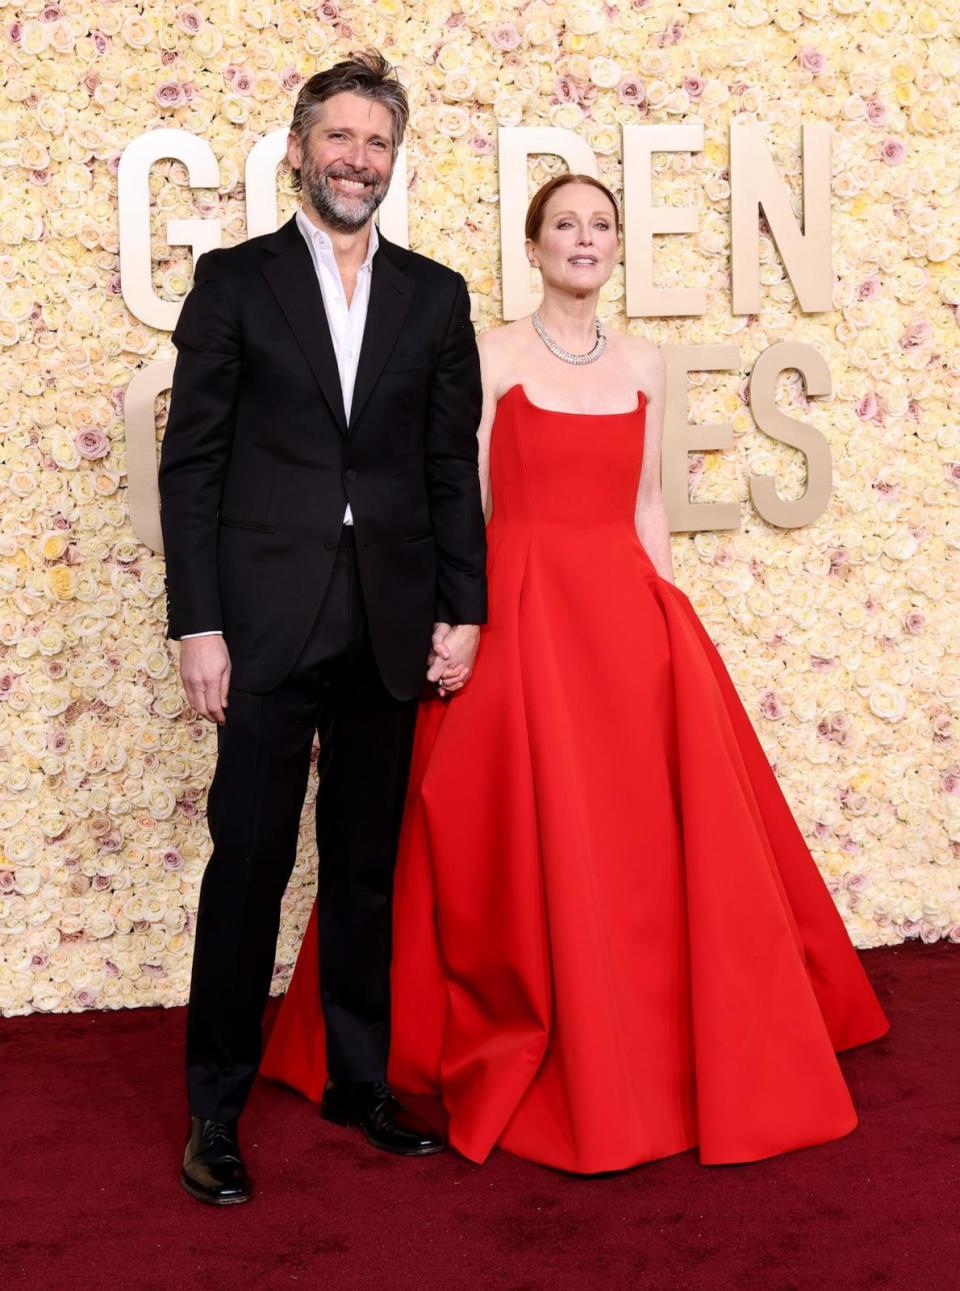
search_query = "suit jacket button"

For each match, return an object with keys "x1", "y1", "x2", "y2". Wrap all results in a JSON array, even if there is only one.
[
  {"x1": 344, "y1": 468, "x2": 357, "y2": 481},
  {"x1": 323, "y1": 537, "x2": 337, "y2": 550}
]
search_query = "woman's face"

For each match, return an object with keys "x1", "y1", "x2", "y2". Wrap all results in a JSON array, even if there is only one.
[{"x1": 527, "y1": 183, "x2": 620, "y2": 297}]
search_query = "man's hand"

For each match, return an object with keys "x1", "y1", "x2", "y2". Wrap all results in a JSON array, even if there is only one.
[
  {"x1": 180, "y1": 635, "x2": 232, "y2": 724},
  {"x1": 427, "y1": 623, "x2": 480, "y2": 696}
]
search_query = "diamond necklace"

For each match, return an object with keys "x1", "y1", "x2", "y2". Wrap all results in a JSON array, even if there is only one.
[{"x1": 532, "y1": 310, "x2": 607, "y2": 366}]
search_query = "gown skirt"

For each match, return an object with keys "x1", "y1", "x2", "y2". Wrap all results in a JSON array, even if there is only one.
[{"x1": 260, "y1": 384, "x2": 889, "y2": 1172}]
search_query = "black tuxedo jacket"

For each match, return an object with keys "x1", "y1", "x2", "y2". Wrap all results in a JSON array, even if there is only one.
[{"x1": 158, "y1": 216, "x2": 487, "y2": 699}]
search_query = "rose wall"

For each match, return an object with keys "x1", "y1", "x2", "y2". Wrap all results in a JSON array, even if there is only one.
[{"x1": 1, "y1": 0, "x2": 958, "y2": 1015}]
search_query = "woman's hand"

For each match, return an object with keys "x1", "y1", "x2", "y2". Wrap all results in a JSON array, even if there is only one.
[{"x1": 427, "y1": 623, "x2": 481, "y2": 696}]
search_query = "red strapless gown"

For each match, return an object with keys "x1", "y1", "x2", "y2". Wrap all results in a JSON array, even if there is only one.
[{"x1": 260, "y1": 384, "x2": 889, "y2": 1171}]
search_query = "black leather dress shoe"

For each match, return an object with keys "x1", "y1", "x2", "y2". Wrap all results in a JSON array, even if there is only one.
[
  {"x1": 181, "y1": 1117, "x2": 252, "y2": 1205},
  {"x1": 321, "y1": 1080, "x2": 445, "y2": 1156}
]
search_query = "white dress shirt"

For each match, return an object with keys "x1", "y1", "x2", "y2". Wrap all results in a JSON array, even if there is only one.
[{"x1": 182, "y1": 209, "x2": 378, "y2": 639}]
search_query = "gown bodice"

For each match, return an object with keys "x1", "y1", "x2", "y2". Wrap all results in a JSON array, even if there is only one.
[{"x1": 488, "y1": 384, "x2": 649, "y2": 544}]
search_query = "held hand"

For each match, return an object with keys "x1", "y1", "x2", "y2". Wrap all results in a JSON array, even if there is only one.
[
  {"x1": 430, "y1": 622, "x2": 453, "y2": 662},
  {"x1": 179, "y1": 635, "x2": 232, "y2": 724},
  {"x1": 427, "y1": 624, "x2": 480, "y2": 696}
]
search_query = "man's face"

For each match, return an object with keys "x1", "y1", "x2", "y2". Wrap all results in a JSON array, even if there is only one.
[{"x1": 289, "y1": 91, "x2": 396, "y2": 233}]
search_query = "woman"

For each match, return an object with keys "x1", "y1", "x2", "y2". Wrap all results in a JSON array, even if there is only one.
[{"x1": 261, "y1": 175, "x2": 889, "y2": 1172}]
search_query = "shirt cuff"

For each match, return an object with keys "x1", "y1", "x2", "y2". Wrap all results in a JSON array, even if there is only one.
[{"x1": 180, "y1": 631, "x2": 224, "y2": 638}]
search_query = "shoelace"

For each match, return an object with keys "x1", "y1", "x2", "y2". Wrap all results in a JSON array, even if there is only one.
[{"x1": 201, "y1": 1118, "x2": 235, "y2": 1145}]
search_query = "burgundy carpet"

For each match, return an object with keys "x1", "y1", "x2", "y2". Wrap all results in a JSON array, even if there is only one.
[{"x1": 4, "y1": 943, "x2": 959, "y2": 1291}]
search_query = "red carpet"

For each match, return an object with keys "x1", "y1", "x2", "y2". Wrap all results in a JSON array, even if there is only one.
[{"x1": 4, "y1": 943, "x2": 958, "y2": 1291}]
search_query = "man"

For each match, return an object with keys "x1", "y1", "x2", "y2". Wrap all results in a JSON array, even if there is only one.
[{"x1": 159, "y1": 51, "x2": 486, "y2": 1205}]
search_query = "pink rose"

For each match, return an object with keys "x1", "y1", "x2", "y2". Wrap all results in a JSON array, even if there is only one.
[
  {"x1": 317, "y1": 1, "x2": 339, "y2": 21},
  {"x1": 881, "y1": 138, "x2": 906, "y2": 165},
  {"x1": 487, "y1": 23, "x2": 521, "y2": 51},
  {"x1": 281, "y1": 67, "x2": 303, "y2": 92},
  {"x1": 618, "y1": 76, "x2": 645, "y2": 105},
  {"x1": 233, "y1": 70, "x2": 254, "y2": 95},
  {"x1": 900, "y1": 319, "x2": 932, "y2": 349},
  {"x1": 0, "y1": 871, "x2": 14, "y2": 892},
  {"x1": 162, "y1": 848, "x2": 185, "y2": 871},
  {"x1": 798, "y1": 47, "x2": 826, "y2": 74},
  {"x1": 945, "y1": 462, "x2": 960, "y2": 486},
  {"x1": 177, "y1": 7, "x2": 203, "y2": 34},
  {"x1": 866, "y1": 97, "x2": 887, "y2": 126},
  {"x1": 40, "y1": 3, "x2": 61, "y2": 21},
  {"x1": 683, "y1": 75, "x2": 704, "y2": 99},
  {"x1": 75, "y1": 429, "x2": 109, "y2": 459},
  {"x1": 827, "y1": 546, "x2": 849, "y2": 574},
  {"x1": 941, "y1": 771, "x2": 960, "y2": 797},
  {"x1": 656, "y1": 21, "x2": 684, "y2": 46},
  {"x1": 759, "y1": 691, "x2": 785, "y2": 721},
  {"x1": 857, "y1": 275, "x2": 881, "y2": 301},
  {"x1": 931, "y1": 711, "x2": 953, "y2": 743},
  {"x1": 856, "y1": 392, "x2": 878, "y2": 420},
  {"x1": 155, "y1": 81, "x2": 187, "y2": 109},
  {"x1": 554, "y1": 76, "x2": 580, "y2": 104},
  {"x1": 469, "y1": 134, "x2": 494, "y2": 154},
  {"x1": 7, "y1": 22, "x2": 23, "y2": 42},
  {"x1": 91, "y1": 29, "x2": 109, "y2": 55}
]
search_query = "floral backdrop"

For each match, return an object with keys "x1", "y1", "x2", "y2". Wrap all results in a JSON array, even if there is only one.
[{"x1": 1, "y1": 0, "x2": 958, "y2": 1015}]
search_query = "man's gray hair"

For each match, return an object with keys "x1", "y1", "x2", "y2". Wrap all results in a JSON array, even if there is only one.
[{"x1": 289, "y1": 50, "x2": 409, "y2": 192}]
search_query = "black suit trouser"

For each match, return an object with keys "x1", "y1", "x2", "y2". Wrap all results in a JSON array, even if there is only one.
[{"x1": 185, "y1": 530, "x2": 419, "y2": 1120}]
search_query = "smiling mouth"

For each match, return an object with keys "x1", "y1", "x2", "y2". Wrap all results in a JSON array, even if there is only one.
[
  {"x1": 327, "y1": 174, "x2": 374, "y2": 195},
  {"x1": 568, "y1": 256, "x2": 598, "y2": 266}
]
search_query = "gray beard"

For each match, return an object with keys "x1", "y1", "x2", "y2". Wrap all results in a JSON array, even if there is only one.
[{"x1": 303, "y1": 162, "x2": 388, "y2": 233}]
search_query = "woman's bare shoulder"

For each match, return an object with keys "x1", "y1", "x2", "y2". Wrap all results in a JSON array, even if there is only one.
[
  {"x1": 608, "y1": 329, "x2": 666, "y2": 391},
  {"x1": 478, "y1": 318, "x2": 529, "y2": 354},
  {"x1": 478, "y1": 319, "x2": 533, "y2": 402}
]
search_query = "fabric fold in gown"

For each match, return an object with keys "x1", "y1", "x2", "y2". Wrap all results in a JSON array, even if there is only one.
[{"x1": 261, "y1": 383, "x2": 888, "y2": 1172}]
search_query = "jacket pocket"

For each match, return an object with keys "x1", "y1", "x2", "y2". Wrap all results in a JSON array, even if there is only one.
[{"x1": 218, "y1": 515, "x2": 275, "y2": 534}]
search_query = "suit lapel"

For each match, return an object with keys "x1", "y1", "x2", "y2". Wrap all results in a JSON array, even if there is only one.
[
  {"x1": 349, "y1": 237, "x2": 415, "y2": 430},
  {"x1": 261, "y1": 216, "x2": 347, "y2": 435}
]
